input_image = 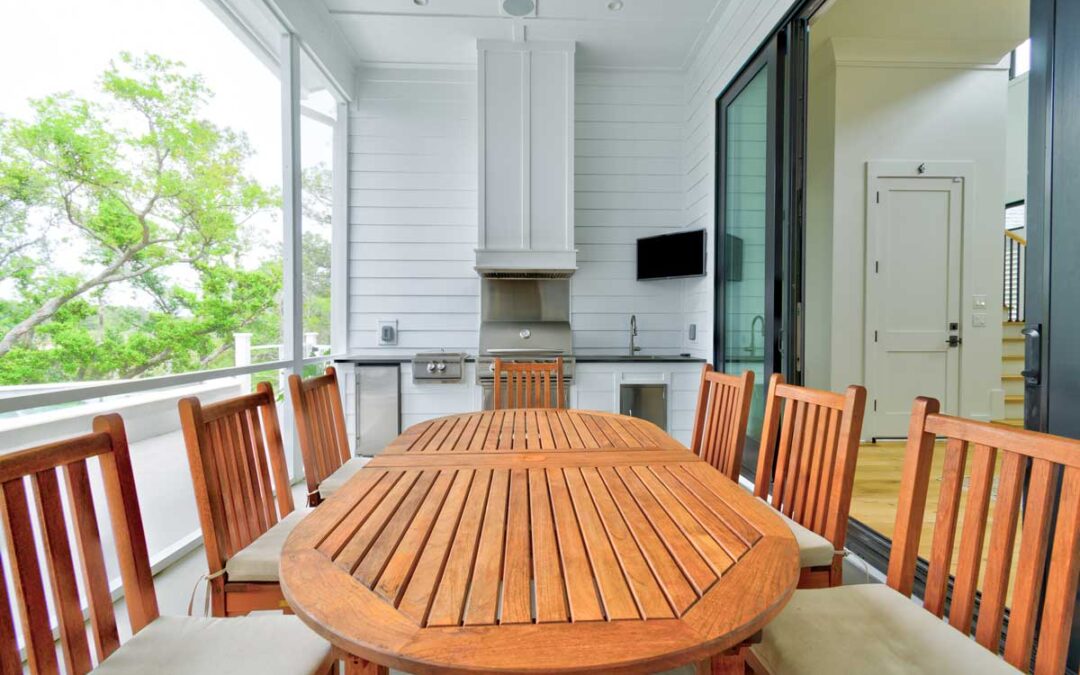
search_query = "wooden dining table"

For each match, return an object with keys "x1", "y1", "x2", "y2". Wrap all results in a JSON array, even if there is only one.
[{"x1": 280, "y1": 409, "x2": 799, "y2": 675}]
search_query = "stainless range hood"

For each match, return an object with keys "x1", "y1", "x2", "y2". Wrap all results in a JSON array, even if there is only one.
[{"x1": 476, "y1": 39, "x2": 577, "y2": 278}]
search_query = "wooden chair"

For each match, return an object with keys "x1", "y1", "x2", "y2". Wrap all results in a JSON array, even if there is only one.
[
  {"x1": 750, "y1": 398, "x2": 1080, "y2": 675},
  {"x1": 179, "y1": 382, "x2": 306, "y2": 617},
  {"x1": 289, "y1": 366, "x2": 366, "y2": 506},
  {"x1": 690, "y1": 364, "x2": 754, "y2": 481},
  {"x1": 753, "y1": 373, "x2": 866, "y2": 587},
  {"x1": 493, "y1": 357, "x2": 565, "y2": 409},
  {"x1": 0, "y1": 415, "x2": 333, "y2": 674}
]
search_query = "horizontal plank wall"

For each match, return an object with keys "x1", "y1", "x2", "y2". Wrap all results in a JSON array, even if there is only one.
[
  {"x1": 573, "y1": 69, "x2": 686, "y2": 356},
  {"x1": 349, "y1": 66, "x2": 480, "y2": 356},
  {"x1": 348, "y1": 65, "x2": 692, "y2": 358},
  {"x1": 680, "y1": 0, "x2": 798, "y2": 361}
]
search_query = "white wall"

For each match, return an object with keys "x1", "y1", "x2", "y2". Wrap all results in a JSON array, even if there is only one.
[
  {"x1": 573, "y1": 69, "x2": 685, "y2": 356},
  {"x1": 680, "y1": 0, "x2": 798, "y2": 361},
  {"x1": 1006, "y1": 72, "x2": 1029, "y2": 205},
  {"x1": 808, "y1": 40, "x2": 1008, "y2": 424},
  {"x1": 347, "y1": 65, "x2": 689, "y2": 358},
  {"x1": 348, "y1": 66, "x2": 480, "y2": 356}
]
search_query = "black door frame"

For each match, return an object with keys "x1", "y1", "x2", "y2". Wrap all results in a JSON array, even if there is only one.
[{"x1": 713, "y1": 37, "x2": 781, "y2": 478}]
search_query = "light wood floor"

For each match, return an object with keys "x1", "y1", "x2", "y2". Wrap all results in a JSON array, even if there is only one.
[{"x1": 851, "y1": 441, "x2": 1021, "y2": 604}]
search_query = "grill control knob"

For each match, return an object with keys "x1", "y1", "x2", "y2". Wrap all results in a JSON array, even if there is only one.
[
  {"x1": 436, "y1": 362, "x2": 446, "y2": 372},
  {"x1": 519, "y1": 328, "x2": 531, "y2": 339},
  {"x1": 426, "y1": 362, "x2": 437, "y2": 373},
  {"x1": 489, "y1": 363, "x2": 495, "y2": 372}
]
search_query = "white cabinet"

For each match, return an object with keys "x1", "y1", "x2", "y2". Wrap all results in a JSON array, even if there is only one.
[
  {"x1": 573, "y1": 362, "x2": 704, "y2": 447},
  {"x1": 476, "y1": 40, "x2": 576, "y2": 274}
]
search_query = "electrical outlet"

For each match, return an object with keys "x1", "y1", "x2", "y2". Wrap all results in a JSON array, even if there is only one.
[
  {"x1": 688, "y1": 323, "x2": 697, "y2": 341},
  {"x1": 377, "y1": 319, "x2": 398, "y2": 346},
  {"x1": 972, "y1": 313, "x2": 987, "y2": 328}
]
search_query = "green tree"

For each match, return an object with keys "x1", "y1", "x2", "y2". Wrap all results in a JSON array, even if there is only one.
[
  {"x1": 0, "y1": 52, "x2": 281, "y2": 384},
  {"x1": 301, "y1": 164, "x2": 332, "y2": 348}
]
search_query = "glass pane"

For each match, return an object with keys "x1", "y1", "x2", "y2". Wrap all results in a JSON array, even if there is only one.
[
  {"x1": 0, "y1": 0, "x2": 285, "y2": 388},
  {"x1": 722, "y1": 67, "x2": 769, "y2": 463},
  {"x1": 300, "y1": 51, "x2": 341, "y2": 360}
]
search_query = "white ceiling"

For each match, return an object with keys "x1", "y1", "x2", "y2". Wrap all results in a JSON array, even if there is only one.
[{"x1": 325, "y1": 0, "x2": 726, "y2": 69}]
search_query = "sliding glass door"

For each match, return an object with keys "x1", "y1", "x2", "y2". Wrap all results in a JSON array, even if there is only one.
[{"x1": 715, "y1": 42, "x2": 782, "y2": 477}]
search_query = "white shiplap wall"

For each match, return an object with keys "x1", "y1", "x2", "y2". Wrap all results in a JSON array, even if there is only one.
[
  {"x1": 573, "y1": 69, "x2": 687, "y2": 356},
  {"x1": 348, "y1": 65, "x2": 692, "y2": 357},
  {"x1": 349, "y1": 66, "x2": 479, "y2": 356},
  {"x1": 679, "y1": 0, "x2": 797, "y2": 360}
]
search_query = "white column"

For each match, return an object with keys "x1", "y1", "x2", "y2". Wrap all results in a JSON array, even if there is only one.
[{"x1": 234, "y1": 333, "x2": 252, "y2": 393}]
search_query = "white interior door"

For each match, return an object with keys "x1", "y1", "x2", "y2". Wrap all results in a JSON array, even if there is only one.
[{"x1": 866, "y1": 175, "x2": 963, "y2": 438}]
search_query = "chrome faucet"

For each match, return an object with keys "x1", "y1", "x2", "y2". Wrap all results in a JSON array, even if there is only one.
[
  {"x1": 747, "y1": 314, "x2": 765, "y2": 356},
  {"x1": 629, "y1": 314, "x2": 641, "y2": 356}
]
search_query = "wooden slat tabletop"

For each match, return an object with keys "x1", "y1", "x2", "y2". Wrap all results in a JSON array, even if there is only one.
[{"x1": 281, "y1": 410, "x2": 799, "y2": 675}]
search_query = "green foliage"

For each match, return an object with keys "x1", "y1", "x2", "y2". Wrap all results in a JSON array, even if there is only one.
[{"x1": 0, "y1": 52, "x2": 297, "y2": 385}]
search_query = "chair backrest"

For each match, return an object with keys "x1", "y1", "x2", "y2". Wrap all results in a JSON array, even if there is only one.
[
  {"x1": 0, "y1": 415, "x2": 158, "y2": 674},
  {"x1": 888, "y1": 398, "x2": 1080, "y2": 675},
  {"x1": 289, "y1": 366, "x2": 351, "y2": 505},
  {"x1": 178, "y1": 382, "x2": 294, "y2": 575},
  {"x1": 753, "y1": 374, "x2": 866, "y2": 554},
  {"x1": 493, "y1": 357, "x2": 565, "y2": 409},
  {"x1": 690, "y1": 364, "x2": 754, "y2": 481}
]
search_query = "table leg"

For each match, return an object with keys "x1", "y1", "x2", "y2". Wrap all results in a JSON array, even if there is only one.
[
  {"x1": 343, "y1": 654, "x2": 388, "y2": 675},
  {"x1": 698, "y1": 645, "x2": 750, "y2": 675}
]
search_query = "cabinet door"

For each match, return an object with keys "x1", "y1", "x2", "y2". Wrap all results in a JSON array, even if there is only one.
[{"x1": 529, "y1": 48, "x2": 573, "y2": 252}]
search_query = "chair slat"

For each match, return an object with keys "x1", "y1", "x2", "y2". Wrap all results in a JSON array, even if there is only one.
[
  {"x1": 0, "y1": 549, "x2": 21, "y2": 673},
  {"x1": 1003, "y1": 457, "x2": 1056, "y2": 667},
  {"x1": 1034, "y1": 464, "x2": 1080, "y2": 675},
  {"x1": 1, "y1": 477, "x2": 58, "y2": 673},
  {"x1": 948, "y1": 444, "x2": 997, "y2": 632},
  {"x1": 63, "y1": 459, "x2": 121, "y2": 663},
  {"x1": 974, "y1": 450, "x2": 1025, "y2": 650},
  {"x1": 923, "y1": 437, "x2": 968, "y2": 617},
  {"x1": 33, "y1": 468, "x2": 94, "y2": 674},
  {"x1": 247, "y1": 408, "x2": 277, "y2": 529}
]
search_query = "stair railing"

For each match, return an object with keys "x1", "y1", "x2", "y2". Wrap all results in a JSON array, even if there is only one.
[{"x1": 1003, "y1": 230, "x2": 1026, "y2": 323}]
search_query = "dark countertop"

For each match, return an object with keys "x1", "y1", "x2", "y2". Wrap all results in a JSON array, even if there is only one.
[
  {"x1": 334, "y1": 355, "x2": 477, "y2": 365},
  {"x1": 576, "y1": 354, "x2": 706, "y2": 363}
]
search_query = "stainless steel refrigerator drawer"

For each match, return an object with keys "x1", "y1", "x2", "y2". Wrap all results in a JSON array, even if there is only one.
[
  {"x1": 354, "y1": 365, "x2": 401, "y2": 455},
  {"x1": 619, "y1": 383, "x2": 668, "y2": 432}
]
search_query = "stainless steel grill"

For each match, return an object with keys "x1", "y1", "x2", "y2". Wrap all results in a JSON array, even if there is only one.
[{"x1": 477, "y1": 278, "x2": 574, "y2": 408}]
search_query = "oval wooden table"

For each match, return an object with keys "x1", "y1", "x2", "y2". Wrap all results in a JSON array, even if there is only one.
[{"x1": 281, "y1": 409, "x2": 799, "y2": 675}]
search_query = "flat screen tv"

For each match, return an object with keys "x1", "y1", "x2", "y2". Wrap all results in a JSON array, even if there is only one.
[{"x1": 636, "y1": 229, "x2": 707, "y2": 280}]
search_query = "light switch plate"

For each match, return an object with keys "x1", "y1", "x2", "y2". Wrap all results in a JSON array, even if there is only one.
[
  {"x1": 973, "y1": 294, "x2": 988, "y2": 309},
  {"x1": 377, "y1": 319, "x2": 398, "y2": 346},
  {"x1": 972, "y1": 313, "x2": 987, "y2": 327}
]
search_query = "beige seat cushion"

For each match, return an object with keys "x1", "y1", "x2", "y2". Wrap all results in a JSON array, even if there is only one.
[
  {"x1": 751, "y1": 584, "x2": 1022, "y2": 674},
  {"x1": 92, "y1": 614, "x2": 332, "y2": 674},
  {"x1": 225, "y1": 507, "x2": 312, "y2": 582},
  {"x1": 318, "y1": 456, "x2": 370, "y2": 500},
  {"x1": 758, "y1": 498, "x2": 835, "y2": 568}
]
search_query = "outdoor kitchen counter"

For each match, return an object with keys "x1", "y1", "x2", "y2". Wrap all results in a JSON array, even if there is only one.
[{"x1": 575, "y1": 354, "x2": 706, "y2": 363}]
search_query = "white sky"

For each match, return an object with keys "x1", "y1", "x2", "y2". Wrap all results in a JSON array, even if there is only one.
[{"x1": 0, "y1": 0, "x2": 336, "y2": 304}]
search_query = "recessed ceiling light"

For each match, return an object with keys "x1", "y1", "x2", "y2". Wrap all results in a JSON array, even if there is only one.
[
  {"x1": 413, "y1": 0, "x2": 429, "y2": 5},
  {"x1": 607, "y1": 0, "x2": 624, "y2": 10}
]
